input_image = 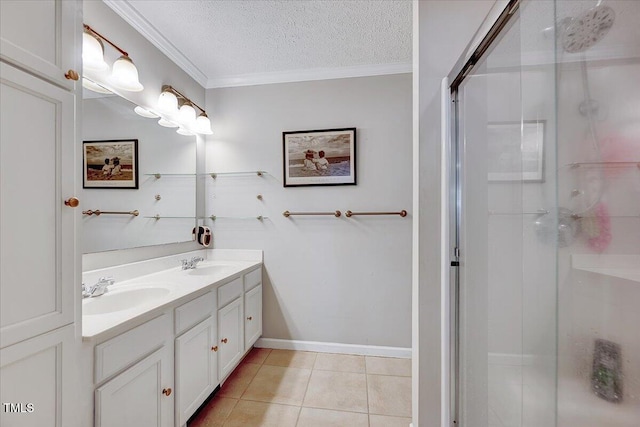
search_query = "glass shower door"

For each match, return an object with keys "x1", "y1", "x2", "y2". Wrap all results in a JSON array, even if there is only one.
[{"x1": 453, "y1": 1, "x2": 558, "y2": 426}]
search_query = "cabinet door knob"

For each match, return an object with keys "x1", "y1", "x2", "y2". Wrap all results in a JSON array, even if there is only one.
[
  {"x1": 162, "y1": 388, "x2": 172, "y2": 396},
  {"x1": 221, "y1": 338, "x2": 228, "y2": 344},
  {"x1": 211, "y1": 346, "x2": 218, "y2": 352},
  {"x1": 64, "y1": 69, "x2": 79, "y2": 81},
  {"x1": 247, "y1": 316, "x2": 253, "y2": 321},
  {"x1": 64, "y1": 197, "x2": 80, "y2": 208}
]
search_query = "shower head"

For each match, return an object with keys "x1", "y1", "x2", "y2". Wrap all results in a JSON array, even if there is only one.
[{"x1": 562, "y1": 5, "x2": 615, "y2": 53}]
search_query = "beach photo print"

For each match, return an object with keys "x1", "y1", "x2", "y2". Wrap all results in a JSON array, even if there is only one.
[
  {"x1": 282, "y1": 128, "x2": 356, "y2": 187},
  {"x1": 83, "y1": 139, "x2": 139, "y2": 189}
]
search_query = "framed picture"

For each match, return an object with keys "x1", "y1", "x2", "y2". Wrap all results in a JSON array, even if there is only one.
[
  {"x1": 487, "y1": 121, "x2": 545, "y2": 182},
  {"x1": 283, "y1": 128, "x2": 356, "y2": 187},
  {"x1": 83, "y1": 139, "x2": 139, "y2": 189}
]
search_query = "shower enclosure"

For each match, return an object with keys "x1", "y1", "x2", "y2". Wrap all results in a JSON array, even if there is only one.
[{"x1": 449, "y1": 0, "x2": 640, "y2": 425}]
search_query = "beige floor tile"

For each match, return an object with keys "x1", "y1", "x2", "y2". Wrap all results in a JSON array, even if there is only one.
[
  {"x1": 263, "y1": 349, "x2": 317, "y2": 369},
  {"x1": 296, "y1": 407, "x2": 369, "y2": 427},
  {"x1": 219, "y1": 362, "x2": 261, "y2": 398},
  {"x1": 369, "y1": 414, "x2": 413, "y2": 427},
  {"x1": 242, "y1": 365, "x2": 311, "y2": 406},
  {"x1": 303, "y1": 370, "x2": 368, "y2": 413},
  {"x1": 224, "y1": 400, "x2": 300, "y2": 427},
  {"x1": 365, "y1": 356, "x2": 411, "y2": 377},
  {"x1": 243, "y1": 347, "x2": 272, "y2": 365},
  {"x1": 314, "y1": 353, "x2": 366, "y2": 374},
  {"x1": 187, "y1": 396, "x2": 237, "y2": 427},
  {"x1": 367, "y1": 375, "x2": 411, "y2": 417}
]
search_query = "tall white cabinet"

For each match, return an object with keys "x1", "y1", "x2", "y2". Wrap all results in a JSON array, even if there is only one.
[{"x1": 0, "y1": 1, "x2": 80, "y2": 426}]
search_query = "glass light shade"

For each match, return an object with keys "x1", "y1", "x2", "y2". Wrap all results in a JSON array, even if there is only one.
[
  {"x1": 82, "y1": 31, "x2": 109, "y2": 71},
  {"x1": 109, "y1": 56, "x2": 143, "y2": 92},
  {"x1": 157, "y1": 91, "x2": 178, "y2": 114},
  {"x1": 195, "y1": 113, "x2": 213, "y2": 135},
  {"x1": 178, "y1": 102, "x2": 197, "y2": 126},
  {"x1": 176, "y1": 127, "x2": 195, "y2": 136},
  {"x1": 158, "y1": 118, "x2": 178, "y2": 128},
  {"x1": 82, "y1": 77, "x2": 112, "y2": 94},
  {"x1": 134, "y1": 106, "x2": 159, "y2": 118}
]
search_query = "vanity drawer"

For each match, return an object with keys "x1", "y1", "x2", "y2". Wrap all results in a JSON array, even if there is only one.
[
  {"x1": 175, "y1": 291, "x2": 216, "y2": 335},
  {"x1": 244, "y1": 268, "x2": 262, "y2": 291},
  {"x1": 218, "y1": 277, "x2": 243, "y2": 308},
  {"x1": 95, "y1": 314, "x2": 170, "y2": 384}
]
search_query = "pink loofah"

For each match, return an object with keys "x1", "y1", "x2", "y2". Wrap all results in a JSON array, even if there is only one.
[{"x1": 585, "y1": 202, "x2": 612, "y2": 252}]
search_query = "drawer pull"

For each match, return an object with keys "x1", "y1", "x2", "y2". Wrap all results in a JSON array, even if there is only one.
[
  {"x1": 212, "y1": 346, "x2": 218, "y2": 352},
  {"x1": 162, "y1": 388, "x2": 172, "y2": 396},
  {"x1": 221, "y1": 338, "x2": 228, "y2": 344},
  {"x1": 247, "y1": 316, "x2": 253, "y2": 321},
  {"x1": 65, "y1": 69, "x2": 79, "y2": 81}
]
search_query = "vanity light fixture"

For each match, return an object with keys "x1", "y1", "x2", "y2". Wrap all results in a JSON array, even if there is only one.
[
  {"x1": 157, "y1": 85, "x2": 213, "y2": 135},
  {"x1": 83, "y1": 24, "x2": 144, "y2": 92},
  {"x1": 158, "y1": 118, "x2": 179, "y2": 128}
]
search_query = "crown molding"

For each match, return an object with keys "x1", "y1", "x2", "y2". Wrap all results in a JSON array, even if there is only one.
[
  {"x1": 103, "y1": 0, "x2": 209, "y2": 87},
  {"x1": 206, "y1": 62, "x2": 413, "y2": 89}
]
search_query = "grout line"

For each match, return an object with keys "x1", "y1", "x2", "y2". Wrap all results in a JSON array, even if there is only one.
[{"x1": 365, "y1": 354, "x2": 371, "y2": 417}]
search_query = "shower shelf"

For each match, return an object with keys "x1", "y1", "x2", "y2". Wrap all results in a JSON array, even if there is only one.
[
  {"x1": 572, "y1": 254, "x2": 640, "y2": 283},
  {"x1": 566, "y1": 161, "x2": 640, "y2": 169}
]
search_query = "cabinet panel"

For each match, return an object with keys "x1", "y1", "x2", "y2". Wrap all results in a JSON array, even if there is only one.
[
  {"x1": 0, "y1": 0, "x2": 77, "y2": 89},
  {"x1": 175, "y1": 317, "x2": 217, "y2": 426},
  {"x1": 0, "y1": 62, "x2": 75, "y2": 348},
  {"x1": 245, "y1": 284, "x2": 262, "y2": 349},
  {"x1": 175, "y1": 291, "x2": 216, "y2": 336},
  {"x1": 0, "y1": 325, "x2": 74, "y2": 427},
  {"x1": 218, "y1": 297, "x2": 244, "y2": 381},
  {"x1": 95, "y1": 346, "x2": 173, "y2": 427}
]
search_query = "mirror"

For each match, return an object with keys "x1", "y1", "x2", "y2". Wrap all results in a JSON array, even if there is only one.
[{"x1": 81, "y1": 91, "x2": 197, "y2": 253}]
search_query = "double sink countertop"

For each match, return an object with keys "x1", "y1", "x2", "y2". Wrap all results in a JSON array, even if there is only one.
[{"x1": 81, "y1": 249, "x2": 262, "y2": 340}]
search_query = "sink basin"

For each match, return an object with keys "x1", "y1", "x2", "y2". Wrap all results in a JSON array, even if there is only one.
[
  {"x1": 83, "y1": 287, "x2": 170, "y2": 315},
  {"x1": 187, "y1": 264, "x2": 237, "y2": 276}
]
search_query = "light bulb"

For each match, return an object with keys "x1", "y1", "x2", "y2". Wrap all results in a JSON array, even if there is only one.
[
  {"x1": 195, "y1": 113, "x2": 213, "y2": 135},
  {"x1": 178, "y1": 102, "x2": 196, "y2": 126},
  {"x1": 177, "y1": 127, "x2": 195, "y2": 136},
  {"x1": 82, "y1": 30, "x2": 109, "y2": 71},
  {"x1": 157, "y1": 90, "x2": 178, "y2": 114},
  {"x1": 158, "y1": 118, "x2": 178, "y2": 128},
  {"x1": 109, "y1": 56, "x2": 143, "y2": 92},
  {"x1": 134, "y1": 106, "x2": 159, "y2": 118}
]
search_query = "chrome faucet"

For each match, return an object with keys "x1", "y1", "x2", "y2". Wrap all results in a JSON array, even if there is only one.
[
  {"x1": 82, "y1": 277, "x2": 115, "y2": 298},
  {"x1": 180, "y1": 256, "x2": 204, "y2": 270}
]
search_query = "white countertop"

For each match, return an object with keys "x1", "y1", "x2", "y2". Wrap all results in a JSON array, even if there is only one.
[{"x1": 82, "y1": 249, "x2": 262, "y2": 339}]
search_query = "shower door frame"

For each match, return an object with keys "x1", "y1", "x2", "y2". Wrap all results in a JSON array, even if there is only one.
[{"x1": 446, "y1": 1, "x2": 521, "y2": 425}]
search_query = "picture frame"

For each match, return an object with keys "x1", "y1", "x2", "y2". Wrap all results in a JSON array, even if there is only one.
[
  {"x1": 282, "y1": 128, "x2": 356, "y2": 187},
  {"x1": 83, "y1": 139, "x2": 139, "y2": 189},
  {"x1": 487, "y1": 121, "x2": 545, "y2": 182}
]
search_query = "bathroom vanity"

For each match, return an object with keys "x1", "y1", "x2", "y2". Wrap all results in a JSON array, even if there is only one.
[{"x1": 81, "y1": 249, "x2": 262, "y2": 427}]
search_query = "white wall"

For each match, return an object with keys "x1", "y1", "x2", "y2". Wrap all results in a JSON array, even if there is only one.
[
  {"x1": 204, "y1": 74, "x2": 412, "y2": 348},
  {"x1": 414, "y1": 1, "x2": 496, "y2": 426}
]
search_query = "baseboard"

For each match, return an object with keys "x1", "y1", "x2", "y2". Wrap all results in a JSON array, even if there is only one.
[{"x1": 255, "y1": 338, "x2": 411, "y2": 358}]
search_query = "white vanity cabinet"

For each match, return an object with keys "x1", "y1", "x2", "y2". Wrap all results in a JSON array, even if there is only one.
[
  {"x1": 174, "y1": 293, "x2": 218, "y2": 426},
  {"x1": 93, "y1": 315, "x2": 174, "y2": 427},
  {"x1": 243, "y1": 268, "x2": 263, "y2": 349},
  {"x1": 0, "y1": 0, "x2": 78, "y2": 90},
  {"x1": 218, "y1": 297, "x2": 245, "y2": 381},
  {"x1": 0, "y1": 2, "x2": 80, "y2": 426}
]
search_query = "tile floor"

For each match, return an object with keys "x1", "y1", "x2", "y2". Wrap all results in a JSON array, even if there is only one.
[{"x1": 188, "y1": 348, "x2": 412, "y2": 427}]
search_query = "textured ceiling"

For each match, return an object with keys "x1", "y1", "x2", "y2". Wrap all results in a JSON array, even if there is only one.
[{"x1": 118, "y1": 0, "x2": 412, "y2": 86}]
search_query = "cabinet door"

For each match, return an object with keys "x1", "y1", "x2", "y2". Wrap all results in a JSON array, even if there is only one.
[
  {"x1": 244, "y1": 284, "x2": 262, "y2": 349},
  {"x1": 95, "y1": 346, "x2": 173, "y2": 427},
  {"x1": 0, "y1": 0, "x2": 78, "y2": 89},
  {"x1": 218, "y1": 297, "x2": 244, "y2": 381},
  {"x1": 0, "y1": 62, "x2": 76, "y2": 349},
  {"x1": 175, "y1": 316, "x2": 218, "y2": 426},
  {"x1": 0, "y1": 325, "x2": 75, "y2": 427}
]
